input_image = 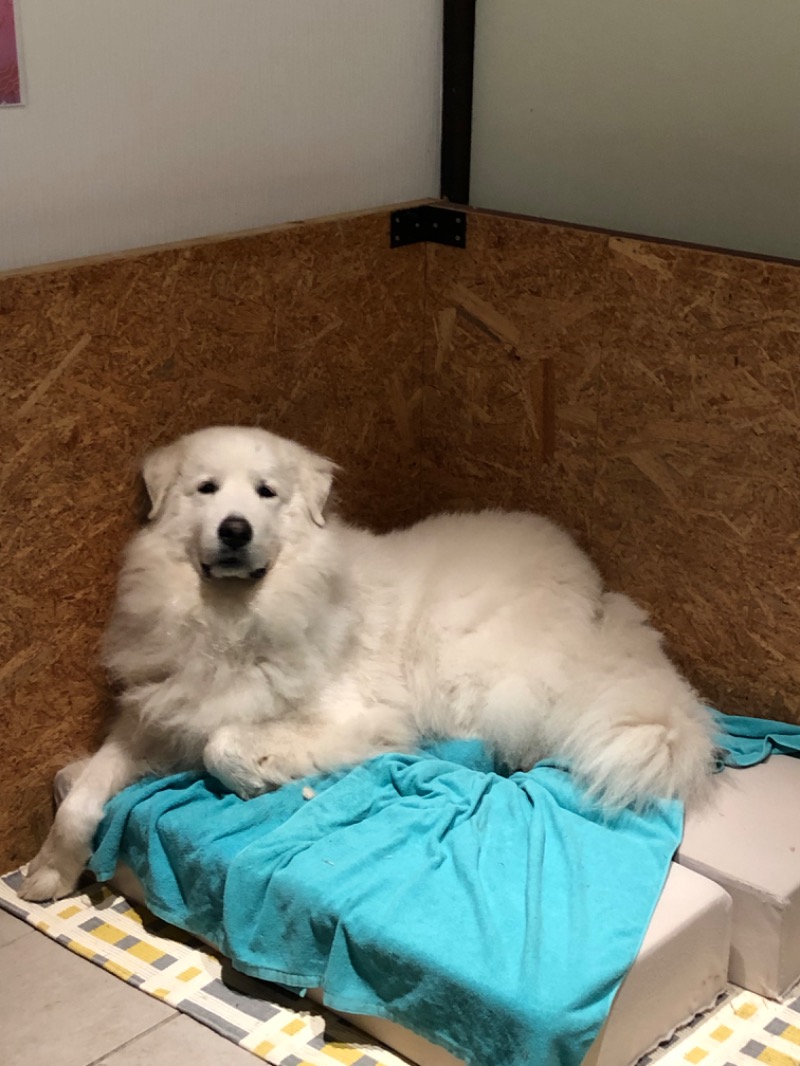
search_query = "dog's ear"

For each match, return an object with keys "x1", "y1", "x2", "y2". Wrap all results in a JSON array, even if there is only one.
[
  {"x1": 142, "y1": 439, "x2": 184, "y2": 521},
  {"x1": 299, "y1": 454, "x2": 337, "y2": 528}
]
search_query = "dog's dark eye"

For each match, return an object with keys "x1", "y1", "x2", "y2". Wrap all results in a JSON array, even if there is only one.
[
  {"x1": 257, "y1": 483, "x2": 276, "y2": 499},
  {"x1": 197, "y1": 480, "x2": 218, "y2": 495}
]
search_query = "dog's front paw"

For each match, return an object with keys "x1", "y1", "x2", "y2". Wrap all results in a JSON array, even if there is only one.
[
  {"x1": 218, "y1": 767, "x2": 272, "y2": 801},
  {"x1": 18, "y1": 841, "x2": 85, "y2": 902},
  {"x1": 19, "y1": 861, "x2": 81, "y2": 902},
  {"x1": 204, "y1": 723, "x2": 316, "y2": 796},
  {"x1": 256, "y1": 728, "x2": 316, "y2": 787},
  {"x1": 204, "y1": 728, "x2": 275, "y2": 799}
]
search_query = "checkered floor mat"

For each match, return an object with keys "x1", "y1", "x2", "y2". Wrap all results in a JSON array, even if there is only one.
[{"x1": 641, "y1": 983, "x2": 800, "y2": 1065}]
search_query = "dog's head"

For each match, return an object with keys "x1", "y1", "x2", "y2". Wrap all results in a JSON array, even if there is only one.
[{"x1": 141, "y1": 426, "x2": 336, "y2": 581}]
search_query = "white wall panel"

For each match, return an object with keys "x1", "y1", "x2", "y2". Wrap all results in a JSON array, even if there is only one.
[
  {"x1": 0, "y1": 1, "x2": 441, "y2": 270},
  {"x1": 472, "y1": 0, "x2": 800, "y2": 258}
]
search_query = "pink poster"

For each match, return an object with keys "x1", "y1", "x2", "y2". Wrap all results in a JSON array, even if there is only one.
[{"x1": 0, "y1": 0, "x2": 21, "y2": 106}]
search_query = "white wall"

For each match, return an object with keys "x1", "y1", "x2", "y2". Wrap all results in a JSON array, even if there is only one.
[
  {"x1": 472, "y1": 0, "x2": 800, "y2": 260},
  {"x1": 0, "y1": 0, "x2": 441, "y2": 271}
]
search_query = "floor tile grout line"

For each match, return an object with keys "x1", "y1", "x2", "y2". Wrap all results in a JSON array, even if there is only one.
[
  {"x1": 82, "y1": 1012, "x2": 179, "y2": 1066},
  {"x1": 0, "y1": 919, "x2": 36, "y2": 951},
  {"x1": 0, "y1": 933, "x2": 32, "y2": 950}
]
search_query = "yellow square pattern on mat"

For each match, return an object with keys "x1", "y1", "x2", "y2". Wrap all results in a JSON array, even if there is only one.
[
  {"x1": 282, "y1": 1018, "x2": 306, "y2": 1036},
  {"x1": 125, "y1": 940, "x2": 165, "y2": 965},
  {"x1": 88, "y1": 921, "x2": 128, "y2": 945},
  {"x1": 68, "y1": 939, "x2": 97, "y2": 960},
  {"x1": 177, "y1": 965, "x2": 203, "y2": 982},
  {"x1": 104, "y1": 960, "x2": 134, "y2": 981},
  {"x1": 684, "y1": 1049, "x2": 708, "y2": 1063},
  {"x1": 754, "y1": 1050, "x2": 799, "y2": 1066},
  {"x1": 711, "y1": 1025, "x2": 733, "y2": 1042},
  {"x1": 321, "y1": 1044, "x2": 367, "y2": 1065}
]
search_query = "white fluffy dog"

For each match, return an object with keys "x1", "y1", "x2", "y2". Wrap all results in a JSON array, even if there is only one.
[{"x1": 20, "y1": 426, "x2": 715, "y2": 901}]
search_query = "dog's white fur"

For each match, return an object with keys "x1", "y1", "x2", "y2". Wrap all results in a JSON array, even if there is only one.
[{"x1": 20, "y1": 426, "x2": 715, "y2": 901}]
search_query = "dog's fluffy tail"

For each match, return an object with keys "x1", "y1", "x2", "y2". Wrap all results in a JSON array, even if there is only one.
[
  {"x1": 556, "y1": 593, "x2": 717, "y2": 811},
  {"x1": 558, "y1": 682, "x2": 716, "y2": 810}
]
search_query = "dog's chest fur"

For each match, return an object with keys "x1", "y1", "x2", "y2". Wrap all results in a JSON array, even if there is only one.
[{"x1": 103, "y1": 524, "x2": 366, "y2": 755}]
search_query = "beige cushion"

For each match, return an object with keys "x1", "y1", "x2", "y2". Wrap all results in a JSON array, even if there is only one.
[{"x1": 678, "y1": 755, "x2": 800, "y2": 997}]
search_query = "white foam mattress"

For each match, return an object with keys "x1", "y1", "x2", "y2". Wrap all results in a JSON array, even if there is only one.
[{"x1": 678, "y1": 754, "x2": 800, "y2": 998}]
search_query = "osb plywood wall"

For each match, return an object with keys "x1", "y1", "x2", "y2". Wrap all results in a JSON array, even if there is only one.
[
  {"x1": 2, "y1": 204, "x2": 799, "y2": 872},
  {"x1": 424, "y1": 211, "x2": 800, "y2": 725},
  {"x1": 0, "y1": 212, "x2": 426, "y2": 870}
]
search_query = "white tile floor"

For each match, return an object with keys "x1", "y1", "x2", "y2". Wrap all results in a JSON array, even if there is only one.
[{"x1": 0, "y1": 908, "x2": 256, "y2": 1066}]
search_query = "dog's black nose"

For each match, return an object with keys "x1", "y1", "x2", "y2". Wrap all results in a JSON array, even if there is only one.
[{"x1": 218, "y1": 516, "x2": 253, "y2": 549}]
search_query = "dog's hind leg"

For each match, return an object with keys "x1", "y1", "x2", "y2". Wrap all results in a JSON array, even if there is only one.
[{"x1": 19, "y1": 736, "x2": 142, "y2": 901}]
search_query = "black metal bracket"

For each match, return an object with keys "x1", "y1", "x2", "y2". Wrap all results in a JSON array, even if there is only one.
[{"x1": 390, "y1": 205, "x2": 467, "y2": 249}]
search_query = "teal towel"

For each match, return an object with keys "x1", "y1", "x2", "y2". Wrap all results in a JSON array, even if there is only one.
[
  {"x1": 712, "y1": 709, "x2": 800, "y2": 767},
  {"x1": 90, "y1": 714, "x2": 800, "y2": 1066}
]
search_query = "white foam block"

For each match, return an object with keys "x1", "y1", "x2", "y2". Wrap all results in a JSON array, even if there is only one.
[
  {"x1": 678, "y1": 755, "x2": 800, "y2": 998},
  {"x1": 582, "y1": 863, "x2": 731, "y2": 1066}
]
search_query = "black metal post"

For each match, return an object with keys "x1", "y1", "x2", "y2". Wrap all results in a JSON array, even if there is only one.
[{"x1": 440, "y1": 0, "x2": 476, "y2": 205}]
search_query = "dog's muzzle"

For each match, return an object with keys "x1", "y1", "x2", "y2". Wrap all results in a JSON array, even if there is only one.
[{"x1": 199, "y1": 514, "x2": 268, "y2": 580}]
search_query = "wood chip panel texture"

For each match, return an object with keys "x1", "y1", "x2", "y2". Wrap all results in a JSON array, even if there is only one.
[
  {"x1": 424, "y1": 212, "x2": 800, "y2": 727},
  {"x1": 2, "y1": 205, "x2": 799, "y2": 872},
  {"x1": 0, "y1": 213, "x2": 426, "y2": 870}
]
